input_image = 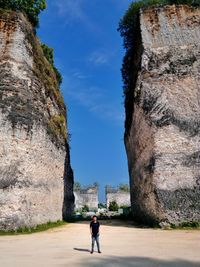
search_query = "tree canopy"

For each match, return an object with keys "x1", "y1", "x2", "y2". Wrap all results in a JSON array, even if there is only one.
[
  {"x1": 82, "y1": 205, "x2": 89, "y2": 212},
  {"x1": 119, "y1": 183, "x2": 130, "y2": 192},
  {"x1": 0, "y1": 0, "x2": 46, "y2": 27},
  {"x1": 109, "y1": 201, "x2": 119, "y2": 211}
]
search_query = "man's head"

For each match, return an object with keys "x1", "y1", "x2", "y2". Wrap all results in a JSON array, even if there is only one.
[{"x1": 92, "y1": 215, "x2": 97, "y2": 222}]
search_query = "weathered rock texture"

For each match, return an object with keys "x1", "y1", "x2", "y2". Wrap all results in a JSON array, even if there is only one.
[
  {"x1": 0, "y1": 10, "x2": 74, "y2": 230},
  {"x1": 125, "y1": 5, "x2": 200, "y2": 225},
  {"x1": 105, "y1": 187, "x2": 130, "y2": 208},
  {"x1": 74, "y1": 186, "x2": 98, "y2": 211}
]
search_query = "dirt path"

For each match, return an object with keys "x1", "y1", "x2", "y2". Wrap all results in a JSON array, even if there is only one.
[{"x1": 0, "y1": 221, "x2": 200, "y2": 267}]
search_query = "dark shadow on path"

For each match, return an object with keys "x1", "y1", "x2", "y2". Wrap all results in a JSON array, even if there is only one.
[
  {"x1": 73, "y1": 248, "x2": 90, "y2": 253},
  {"x1": 74, "y1": 256, "x2": 200, "y2": 267}
]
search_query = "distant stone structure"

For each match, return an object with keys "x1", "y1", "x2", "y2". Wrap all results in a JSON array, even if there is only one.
[
  {"x1": 74, "y1": 186, "x2": 98, "y2": 211},
  {"x1": 106, "y1": 186, "x2": 131, "y2": 208}
]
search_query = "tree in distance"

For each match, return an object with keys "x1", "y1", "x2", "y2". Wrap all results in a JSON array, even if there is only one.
[
  {"x1": 109, "y1": 201, "x2": 119, "y2": 211},
  {"x1": 82, "y1": 205, "x2": 89, "y2": 212}
]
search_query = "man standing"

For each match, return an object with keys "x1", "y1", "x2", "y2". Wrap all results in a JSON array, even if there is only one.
[{"x1": 90, "y1": 215, "x2": 101, "y2": 254}]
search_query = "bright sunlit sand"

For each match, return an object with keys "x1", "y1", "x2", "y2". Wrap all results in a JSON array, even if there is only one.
[{"x1": 0, "y1": 221, "x2": 200, "y2": 267}]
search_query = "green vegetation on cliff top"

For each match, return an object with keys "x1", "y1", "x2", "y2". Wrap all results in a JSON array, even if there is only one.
[
  {"x1": 41, "y1": 44, "x2": 63, "y2": 86},
  {"x1": 0, "y1": 0, "x2": 46, "y2": 27},
  {"x1": 35, "y1": 41, "x2": 68, "y2": 144},
  {"x1": 119, "y1": 0, "x2": 200, "y2": 51}
]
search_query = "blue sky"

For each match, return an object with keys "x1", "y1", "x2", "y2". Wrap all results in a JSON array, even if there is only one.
[{"x1": 38, "y1": 0, "x2": 132, "y2": 202}]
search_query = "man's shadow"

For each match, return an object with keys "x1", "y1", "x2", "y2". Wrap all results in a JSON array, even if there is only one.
[{"x1": 73, "y1": 248, "x2": 90, "y2": 253}]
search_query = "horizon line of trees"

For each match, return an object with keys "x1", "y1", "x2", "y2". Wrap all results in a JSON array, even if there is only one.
[
  {"x1": 74, "y1": 181, "x2": 130, "y2": 192},
  {"x1": 74, "y1": 181, "x2": 99, "y2": 191},
  {"x1": 77, "y1": 201, "x2": 130, "y2": 213}
]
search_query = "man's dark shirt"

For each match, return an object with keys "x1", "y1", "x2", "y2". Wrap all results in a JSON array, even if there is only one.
[{"x1": 90, "y1": 221, "x2": 100, "y2": 236}]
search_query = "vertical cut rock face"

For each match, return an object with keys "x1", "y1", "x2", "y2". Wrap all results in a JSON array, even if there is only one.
[
  {"x1": 125, "y1": 5, "x2": 200, "y2": 225},
  {"x1": 0, "y1": 10, "x2": 74, "y2": 230}
]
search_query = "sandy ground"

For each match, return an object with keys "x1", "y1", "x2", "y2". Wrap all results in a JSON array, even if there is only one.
[{"x1": 0, "y1": 220, "x2": 200, "y2": 267}]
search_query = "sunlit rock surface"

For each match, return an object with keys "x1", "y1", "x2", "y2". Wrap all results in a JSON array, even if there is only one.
[
  {"x1": 125, "y1": 5, "x2": 200, "y2": 225},
  {"x1": 0, "y1": 10, "x2": 74, "y2": 230}
]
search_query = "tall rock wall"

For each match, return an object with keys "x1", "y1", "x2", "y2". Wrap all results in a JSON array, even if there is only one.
[
  {"x1": 0, "y1": 10, "x2": 74, "y2": 230},
  {"x1": 125, "y1": 5, "x2": 200, "y2": 225}
]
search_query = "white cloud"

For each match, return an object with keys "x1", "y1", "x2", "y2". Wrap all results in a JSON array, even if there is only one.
[
  {"x1": 87, "y1": 47, "x2": 119, "y2": 66},
  {"x1": 63, "y1": 74, "x2": 124, "y2": 124},
  {"x1": 53, "y1": 0, "x2": 99, "y2": 31},
  {"x1": 89, "y1": 103, "x2": 124, "y2": 123},
  {"x1": 54, "y1": 0, "x2": 86, "y2": 22},
  {"x1": 88, "y1": 51, "x2": 109, "y2": 65},
  {"x1": 72, "y1": 71, "x2": 87, "y2": 80},
  {"x1": 68, "y1": 87, "x2": 102, "y2": 109}
]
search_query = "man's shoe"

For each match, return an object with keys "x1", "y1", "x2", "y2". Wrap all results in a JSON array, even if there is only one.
[
  {"x1": 98, "y1": 251, "x2": 102, "y2": 253},
  {"x1": 90, "y1": 251, "x2": 93, "y2": 254}
]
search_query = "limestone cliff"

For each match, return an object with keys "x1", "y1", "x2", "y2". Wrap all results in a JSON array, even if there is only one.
[
  {"x1": 124, "y1": 5, "x2": 200, "y2": 225},
  {"x1": 0, "y1": 10, "x2": 74, "y2": 230}
]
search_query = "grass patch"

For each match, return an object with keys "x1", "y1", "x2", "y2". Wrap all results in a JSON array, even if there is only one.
[
  {"x1": 41, "y1": 43, "x2": 63, "y2": 86},
  {"x1": 48, "y1": 114, "x2": 67, "y2": 143},
  {"x1": 169, "y1": 221, "x2": 200, "y2": 230},
  {"x1": 0, "y1": 220, "x2": 67, "y2": 236}
]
